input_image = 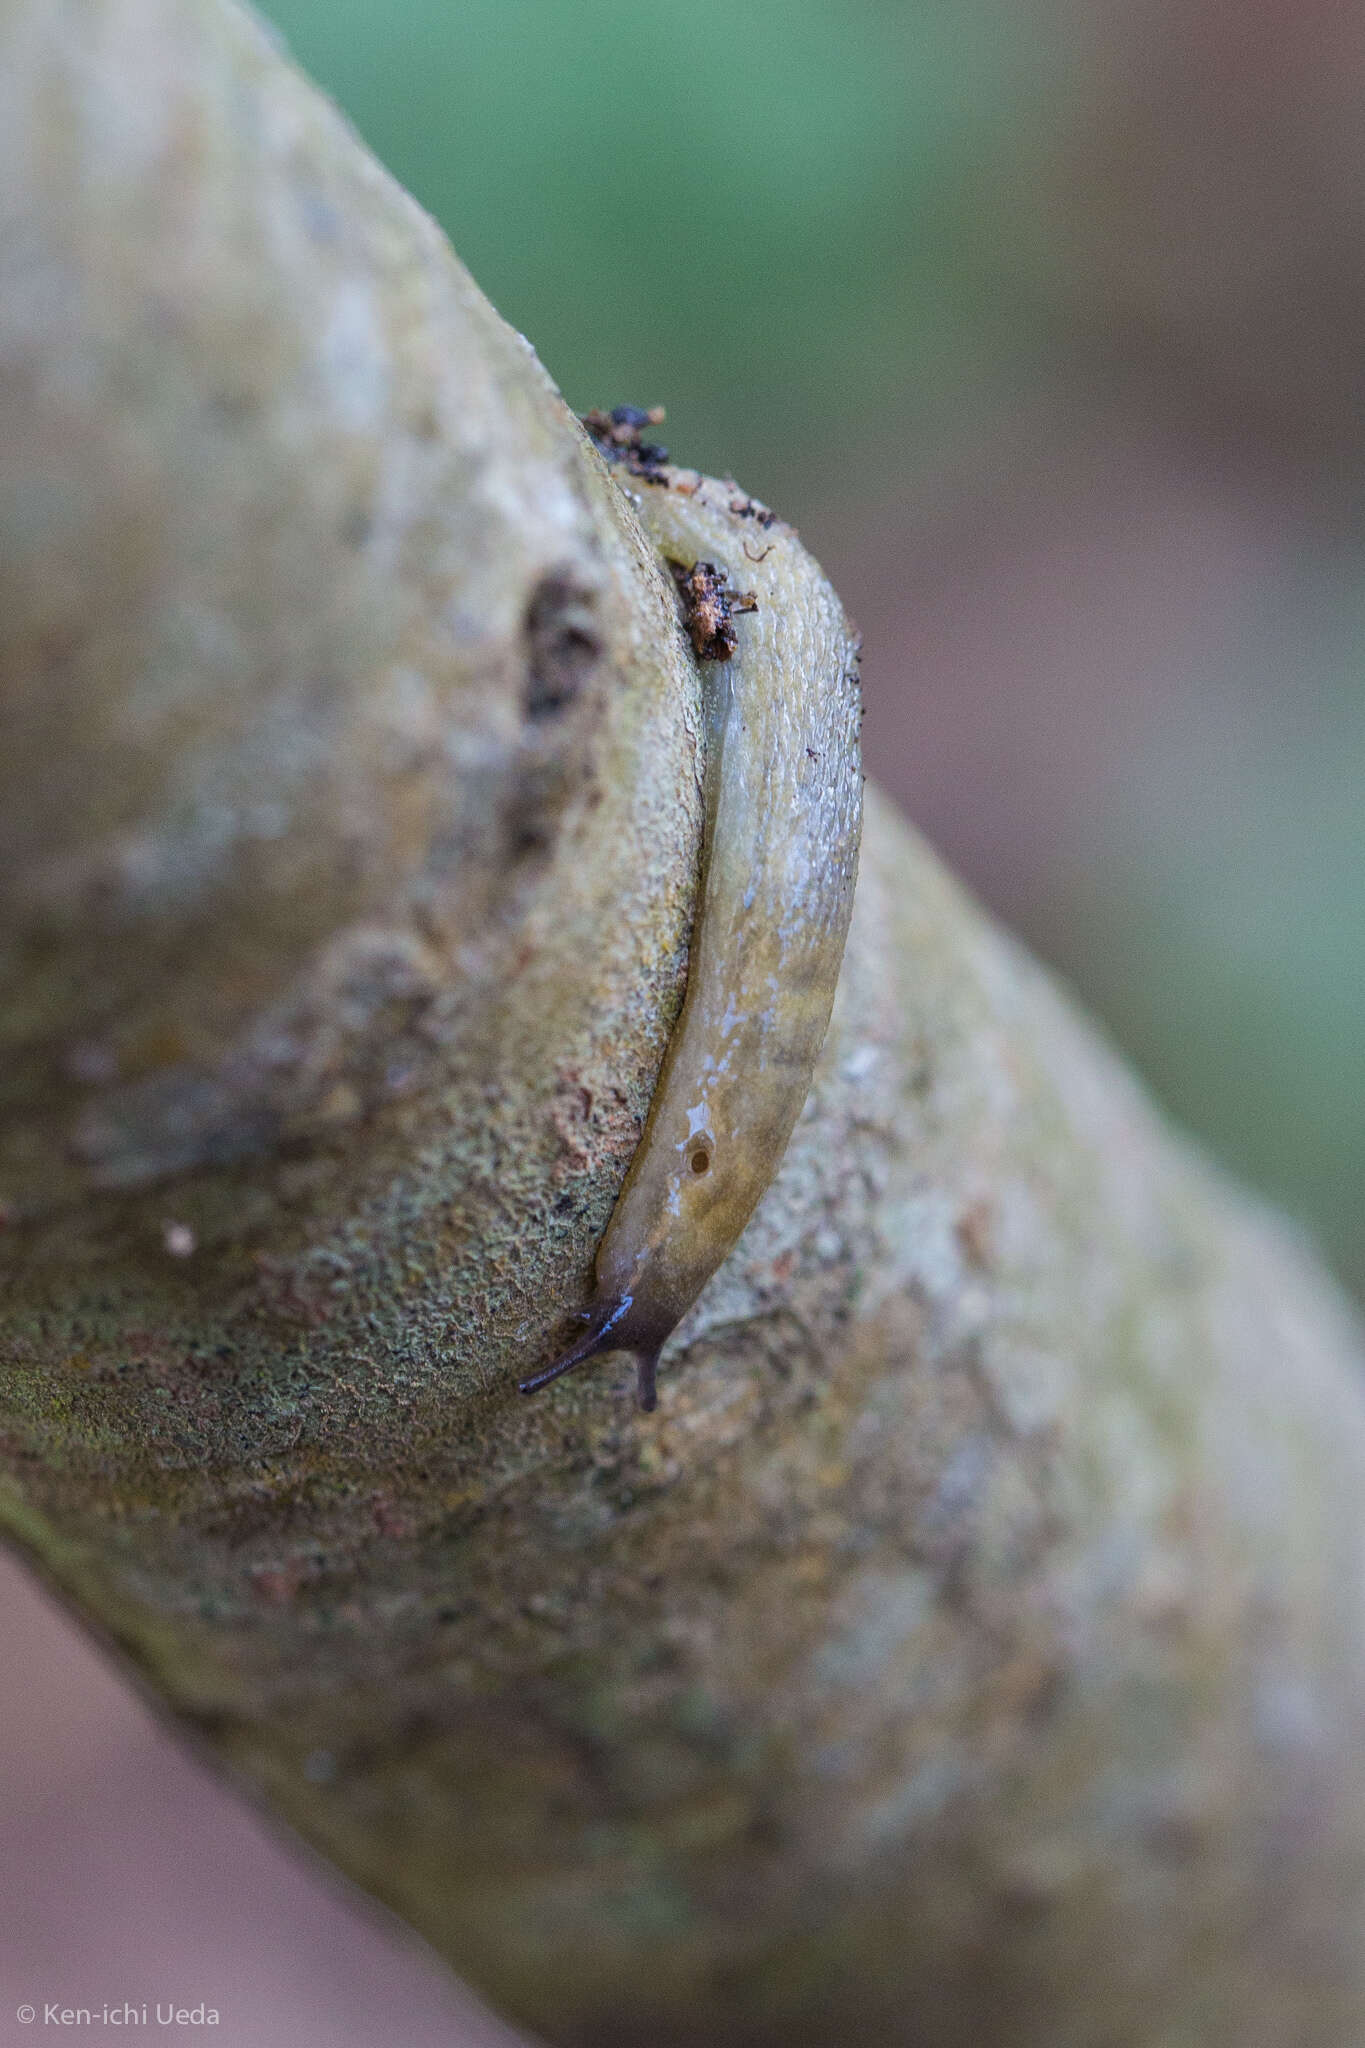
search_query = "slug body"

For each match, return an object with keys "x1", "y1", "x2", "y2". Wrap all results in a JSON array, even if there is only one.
[{"x1": 522, "y1": 460, "x2": 863, "y2": 1410}]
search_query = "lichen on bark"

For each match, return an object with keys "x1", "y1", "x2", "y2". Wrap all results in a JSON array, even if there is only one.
[{"x1": 3, "y1": 2, "x2": 1365, "y2": 2045}]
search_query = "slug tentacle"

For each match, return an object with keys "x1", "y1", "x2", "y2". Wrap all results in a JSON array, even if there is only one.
[
  {"x1": 524, "y1": 433, "x2": 863, "y2": 1409},
  {"x1": 519, "y1": 1292, "x2": 662, "y2": 1410}
]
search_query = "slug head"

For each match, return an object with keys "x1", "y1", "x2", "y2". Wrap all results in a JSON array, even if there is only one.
[{"x1": 519, "y1": 1291, "x2": 667, "y2": 1411}]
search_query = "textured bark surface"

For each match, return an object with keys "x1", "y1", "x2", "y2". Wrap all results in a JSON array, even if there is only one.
[{"x1": 4, "y1": 2, "x2": 1365, "y2": 2044}]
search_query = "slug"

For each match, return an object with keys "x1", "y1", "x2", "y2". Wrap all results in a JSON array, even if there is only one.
[{"x1": 521, "y1": 445, "x2": 863, "y2": 1410}]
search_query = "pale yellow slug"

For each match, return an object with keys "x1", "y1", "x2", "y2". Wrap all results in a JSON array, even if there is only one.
[{"x1": 521, "y1": 454, "x2": 863, "y2": 1409}]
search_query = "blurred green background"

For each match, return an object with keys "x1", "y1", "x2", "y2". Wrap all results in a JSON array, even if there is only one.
[{"x1": 260, "y1": 0, "x2": 1364, "y2": 1299}]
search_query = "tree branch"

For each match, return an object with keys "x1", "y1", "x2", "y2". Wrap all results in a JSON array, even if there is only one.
[{"x1": 4, "y1": 1, "x2": 1365, "y2": 2043}]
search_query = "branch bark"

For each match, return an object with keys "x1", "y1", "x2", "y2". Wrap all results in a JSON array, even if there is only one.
[{"x1": 3, "y1": 2, "x2": 1365, "y2": 2044}]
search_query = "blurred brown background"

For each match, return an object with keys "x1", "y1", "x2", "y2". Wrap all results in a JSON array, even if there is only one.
[{"x1": 4, "y1": 1, "x2": 1363, "y2": 2041}]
